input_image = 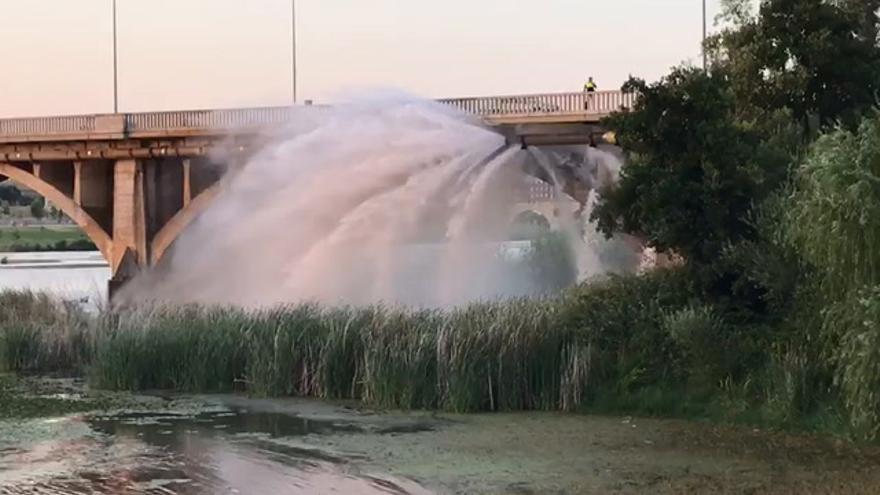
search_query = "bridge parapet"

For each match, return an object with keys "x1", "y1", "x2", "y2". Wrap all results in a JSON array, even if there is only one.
[
  {"x1": 0, "y1": 90, "x2": 635, "y2": 143},
  {"x1": 125, "y1": 107, "x2": 296, "y2": 136},
  {"x1": 440, "y1": 90, "x2": 635, "y2": 124},
  {"x1": 0, "y1": 114, "x2": 97, "y2": 140}
]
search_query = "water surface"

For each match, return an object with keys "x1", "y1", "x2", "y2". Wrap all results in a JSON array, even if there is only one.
[{"x1": 0, "y1": 251, "x2": 109, "y2": 304}]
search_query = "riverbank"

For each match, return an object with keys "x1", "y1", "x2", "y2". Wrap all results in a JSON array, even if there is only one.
[
  {"x1": 0, "y1": 275, "x2": 864, "y2": 440},
  {"x1": 0, "y1": 225, "x2": 96, "y2": 254},
  {"x1": 2, "y1": 374, "x2": 879, "y2": 494}
]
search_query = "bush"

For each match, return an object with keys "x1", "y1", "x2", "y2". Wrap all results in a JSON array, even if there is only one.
[
  {"x1": 558, "y1": 268, "x2": 696, "y2": 394},
  {"x1": 827, "y1": 285, "x2": 880, "y2": 440},
  {"x1": 663, "y1": 305, "x2": 726, "y2": 383},
  {"x1": 524, "y1": 231, "x2": 577, "y2": 294},
  {"x1": 29, "y1": 197, "x2": 45, "y2": 219},
  {"x1": 779, "y1": 113, "x2": 880, "y2": 439}
]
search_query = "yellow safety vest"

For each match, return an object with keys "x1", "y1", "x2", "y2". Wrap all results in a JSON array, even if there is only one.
[{"x1": 584, "y1": 82, "x2": 596, "y2": 91}]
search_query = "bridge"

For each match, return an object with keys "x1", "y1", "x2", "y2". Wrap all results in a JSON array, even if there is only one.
[{"x1": 0, "y1": 90, "x2": 634, "y2": 295}]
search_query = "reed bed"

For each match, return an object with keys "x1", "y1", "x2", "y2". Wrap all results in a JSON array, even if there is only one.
[{"x1": 0, "y1": 272, "x2": 681, "y2": 413}]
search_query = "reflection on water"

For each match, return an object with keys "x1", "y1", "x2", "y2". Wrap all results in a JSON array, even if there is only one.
[
  {"x1": 0, "y1": 251, "x2": 109, "y2": 304},
  {"x1": 0, "y1": 401, "x2": 431, "y2": 495}
]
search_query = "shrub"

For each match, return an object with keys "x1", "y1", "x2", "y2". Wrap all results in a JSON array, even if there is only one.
[
  {"x1": 558, "y1": 267, "x2": 696, "y2": 393},
  {"x1": 524, "y1": 231, "x2": 577, "y2": 294},
  {"x1": 663, "y1": 304, "x2": 738, "y2": 386},
  {"x1": 828, "y1": 285, "x2": 880, "y2": 440}
]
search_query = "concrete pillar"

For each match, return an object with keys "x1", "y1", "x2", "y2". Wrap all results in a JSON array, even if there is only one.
[
  {"x1": 110, "y1": 159, "x2": 148, "y2": 281},
  {"x1": 73, "y1": 161, "x2": 82, "y2": 205},
  {"x1": 182, "y1": 159, "x2": 192, "y2": 208}
]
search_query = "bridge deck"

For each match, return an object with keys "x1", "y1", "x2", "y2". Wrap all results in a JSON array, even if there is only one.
[{"x1": 0, "y1": 91, "x2": 634, "y2": 144}]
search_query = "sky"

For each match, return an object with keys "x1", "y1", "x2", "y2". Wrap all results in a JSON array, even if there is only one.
[{"x1": 0, "y1": 0, "x2": 726, "y2": 117}]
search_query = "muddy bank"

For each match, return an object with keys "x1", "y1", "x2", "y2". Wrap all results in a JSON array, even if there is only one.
[{"x1": 1, "y1": 376, "x2": 879, "y2": 494}]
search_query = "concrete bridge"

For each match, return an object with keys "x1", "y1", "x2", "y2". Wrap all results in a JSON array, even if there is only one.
[{"x1": 0, "y1": 90, "x2": 634, "y2": 294}]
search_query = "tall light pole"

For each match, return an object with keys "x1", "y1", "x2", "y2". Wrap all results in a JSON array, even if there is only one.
[
  {"x1": 112, "y1": 0, "x2": 119, "y2": 113},
  {"x1": 702, "y1": 0, "x2": 707, "y2": 70},
  {"x1": 291, "y1": 0, "x2": 298, "y2": 104}
]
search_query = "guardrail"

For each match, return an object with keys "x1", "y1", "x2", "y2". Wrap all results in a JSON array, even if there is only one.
[
  {"x1": 0, "y1": 115, "x2": 97, "y2": 137},
  {"x1": 0, "y1": 91, "x2": 635, "y2": 141},
  {"x1": 125, "y1": 107, "x2": 295, "y2": 133},
  {"x1": 439, "y1": 90, "x2": 634, "y2": 117}
]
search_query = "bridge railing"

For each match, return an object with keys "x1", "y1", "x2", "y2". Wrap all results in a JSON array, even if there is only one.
[
  {"x1": 0, "y1": 115, "x2": 97, "y2": 138},
  {"x1": 125, "y1": 107, "x2": 295, "y2": 133},
  {"x1": 0, "y1": 91, "x2": 636, "y2": 141},
  {"x1": 439, "y1": 90, "x2": 635, "y2": 117}
]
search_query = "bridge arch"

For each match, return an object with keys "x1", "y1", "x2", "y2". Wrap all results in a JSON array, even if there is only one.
[
  {"x1": 510, "y1": 202, "x2": 564, "y2": 230},
  {"x1": 0, "y1": 163, "x2": 113, "y2": 262},
  {"x1": 150, "y1": 182, "x2": 220, "y2": 265}
]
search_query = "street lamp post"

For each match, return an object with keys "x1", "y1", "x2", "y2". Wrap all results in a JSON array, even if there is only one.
[
  {"x1": 112, "y1": 0, "x2": 119, "y2": 113},
  {"x1": 291, "y1": 0, "x2": 298, "y2": 104},
  {"x1": 702, "y1": 0, "x2": 707, "y2": 70}
]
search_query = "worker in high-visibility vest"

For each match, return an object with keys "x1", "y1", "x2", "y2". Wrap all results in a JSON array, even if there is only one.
[
  {"x1": 584, "y1": 77, "x2": 597, "y2": 109},
  {"x1": 584, "y1": 77, "x2": 597, "y2": 92}
]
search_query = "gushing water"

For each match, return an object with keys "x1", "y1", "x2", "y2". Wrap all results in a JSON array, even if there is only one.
[{"x1": 120, "y1": 95, "x2": 638, "y2": 307}]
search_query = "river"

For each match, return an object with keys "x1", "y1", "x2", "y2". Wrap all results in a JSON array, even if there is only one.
[
  {"x1": 3, "y1": 255, "x2": 880, "y2": 494},
  {"x1": 2, "y1": 377, "x2": 880, "y2": 495},
  {"x1": 0, "y1": 251, "x2": 109, "y2": 304}
]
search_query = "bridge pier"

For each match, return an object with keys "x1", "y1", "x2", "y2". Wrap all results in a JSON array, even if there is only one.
[
  {"x1": 0, "y1": 155, "x2": 222, "y2": 303},
  {"x1": 108, "y1": 159, "x2": 149, "y2": 297}
]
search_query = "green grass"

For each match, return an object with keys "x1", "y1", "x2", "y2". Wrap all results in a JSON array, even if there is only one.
[{"x1": 0, "y1": 225, "x2": 96, "y2": 252}]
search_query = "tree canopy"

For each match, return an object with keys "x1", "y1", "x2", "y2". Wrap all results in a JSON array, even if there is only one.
[
  {"x1": 592, "y1": 68, "x2": 790, "y2": 266},
  {"x1": 712, "y1": 0, "x2": 880, "y2": 129}
]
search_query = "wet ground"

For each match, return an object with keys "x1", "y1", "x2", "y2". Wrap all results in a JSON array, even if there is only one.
[{"x1": 1, "y1": 377, "x2": 879, "y2": 495}]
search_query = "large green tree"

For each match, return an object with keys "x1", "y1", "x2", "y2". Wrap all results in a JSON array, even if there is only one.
[
  {"x1": 713, "y1": 0, "x2": 880, "y2": 129},
  {"x1": 592, "y1": 68, "x2": 791, "y2": 267}
]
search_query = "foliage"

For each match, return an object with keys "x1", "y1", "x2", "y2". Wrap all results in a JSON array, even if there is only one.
[
  {"x1": 0, "y1": 278, "x2": 680, "y2": 415},
  {"x1": 828, "y1": 285, "x2": 880, "y2": 440},
  {"x1": 82, "y1": 297, "x2": 586, "y2": 412},
  {"x1": 0, "y1": 184, "x2": 24, "y2": 206},
  {"x1": 0, "y1": 291, "x2": 91, "y2": 373},
  {"x1": 557, "y1": 268, "x2": 697, "y2": 392},
  {"x1": 0, "y1": 226, "x2": 96, "y2": 253},
  {"x1": 29, "y1": 197, "x2": 45, "y2": 219},
  {"x1": 712, "y1": 0, "x2": 880, "y2": 130},
  {"x1": 524, "y1": 231, "x2": 577, "y2": 293},
  {"x1": 777, "y1": 113, "x2": 880, "y2": 439},
  {"x1": 593, "y1": 68, "x2": 791, "y2": 267},
  {"x1": 663, "y1": 305, "x2": 726, "y2": 383},
  {"x1": 784, "y1": 115, "x2": 880, "y2": 296}
]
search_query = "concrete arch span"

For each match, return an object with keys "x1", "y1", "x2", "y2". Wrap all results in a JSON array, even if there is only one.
[
  {"x1": 0, "y1": 162, "x2": 113, "y2": 263},
  {"x1": 150, "y1": 182, "x2": 220, "y2": 265}
]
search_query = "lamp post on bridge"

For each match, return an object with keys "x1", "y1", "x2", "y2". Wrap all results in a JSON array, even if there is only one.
[
  {"x1": 702, "y1": 0, "x2": 707, "y2": 70},
  {"x1": 112, "y1": 0, "x2": 119, "y2": 113},
  {"x1": 291, "y1": 0, "x2": 298, "y2": 105}
]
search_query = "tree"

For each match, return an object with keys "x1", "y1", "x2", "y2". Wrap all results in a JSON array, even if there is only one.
[
  {"x1": 712, "y1": 0, "x2": 880, "y2": 130},
  {"x1": 831, "y1": 0, "x2": 880, "y2": 42},
  {"x1": 525, "y1": 232, "x2": 577, "y2": 293},
  {"x1": 29, "y1": 197, "x2": 45, "y2": 219},
  {"x1": 592, "y1": 68, "x2": 791, "y2": 267},
  {"x1": 0, "y1": 184, "x2": 24, "y2": 206}
]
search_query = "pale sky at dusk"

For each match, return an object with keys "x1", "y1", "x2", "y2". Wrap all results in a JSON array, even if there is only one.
[{"x1": 0, "y1": 0, "x2": 726, "y2": 117}]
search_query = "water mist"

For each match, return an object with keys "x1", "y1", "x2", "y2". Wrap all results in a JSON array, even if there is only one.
[{"x1": 119, "y1": 95, "x2": 638, "y2": 307}]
